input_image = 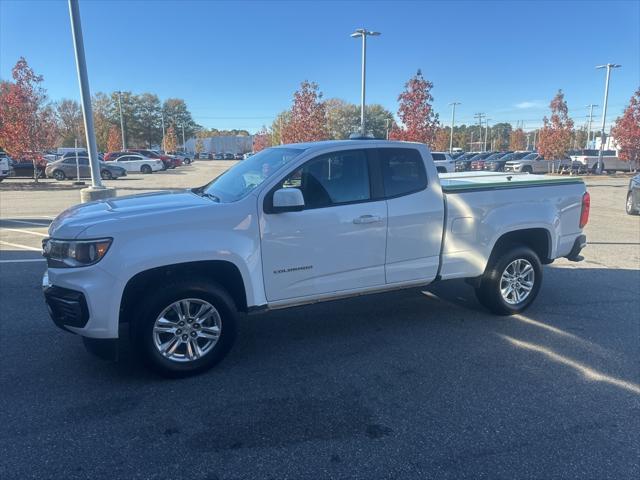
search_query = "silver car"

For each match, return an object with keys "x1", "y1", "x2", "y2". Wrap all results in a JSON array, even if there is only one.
[
  {"x1": 626, "y1": 174, "x2": 640, "y2": 215},
  {"x1": 45, "y1": 156, "x2": 127, "y2": 181}
]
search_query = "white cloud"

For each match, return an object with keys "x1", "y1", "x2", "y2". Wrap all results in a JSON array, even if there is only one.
[{"x1": 515, "y1": 101, "x2": 543, "y2": 109}]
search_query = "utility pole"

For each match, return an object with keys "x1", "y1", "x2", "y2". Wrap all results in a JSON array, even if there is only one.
[
  {"x1": 483, "y1": 118, "x2": 491, "y2": 152},
  {"x1": 161, "y1": 114, "x2": 166, "y2": 153},
  {"x1": 469, "y1": 131, "x2": 474, "y2": 151},
  {"x1": 181, "y1": 124, "x2": 186, "y2": 152},
  {"x1": 117, "y1": 91, "x2": 126, "y2": 150},
  {"x1": 68, "y1": 0, "x2": 114, "y2": 201},
  {"x1": 533, "y1": 129, "x2": 537, "y2": 150},
  {"x1": 449, "y1": 102, "x2": 461, "y2": 153},
  {"x1": 595, "y1": 64, "x2": 621, "y2": 173},
  {"x1": 585, "y1": 104, "x2": 598, "y2": 148},
  {"x1": 351, "y1": 28, "x2": 381, "y2": 136},
  {"x1": 473, "y1": 113, "x2": 485, "y2": 151}
]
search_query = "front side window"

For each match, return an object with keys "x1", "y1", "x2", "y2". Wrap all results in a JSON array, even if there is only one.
[
  {"x1": 379, "y1": 148, "x2": 427, "y2": 198},
  {"x1": 279, "y1": 150, "x2": 371, "y2": 209}
]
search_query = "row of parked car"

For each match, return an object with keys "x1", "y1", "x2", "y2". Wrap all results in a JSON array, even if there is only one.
[
  {"x1": 430, "y1": 149, "x2": 633, "y2": 174},
  {"x1": 196, "y1": 152, "x2": 253, "y2": 160}
]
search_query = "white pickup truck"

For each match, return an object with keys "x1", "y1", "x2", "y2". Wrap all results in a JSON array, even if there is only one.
[{"x1": 43, "y1": 140, "x2": 589, "y2": 376}]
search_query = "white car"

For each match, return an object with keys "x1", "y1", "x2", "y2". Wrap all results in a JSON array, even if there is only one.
[
  {"x1": 113, "y1": 154, "x2": 164, "y2": 174},
  {"x1": 431, "y1": 152, "x2": 456, "y2": 173},
  {"x1": 0, "y1": 156, "x2": 10, "y2": 181},
  {"x1": 570, "y1": 149, "x2": 634, "y2": 173},
  {"x1": 43, "y1": 140, "x2": 589, "y2": 376}
]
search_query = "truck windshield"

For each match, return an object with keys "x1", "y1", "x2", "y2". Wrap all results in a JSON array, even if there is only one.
[{"x1": 199, "y1": 147, "x2": 304, "y2": 202}]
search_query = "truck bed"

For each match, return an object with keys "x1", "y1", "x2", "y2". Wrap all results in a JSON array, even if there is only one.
[{"x1": 439, "y1": 171, "x2": 583, "y2": 192}]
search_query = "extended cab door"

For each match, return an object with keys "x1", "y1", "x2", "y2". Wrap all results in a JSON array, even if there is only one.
[
  {"x1": 260, "y1": 149, "x2": 387, "y2": 302},
  {"x1": 377, "y1": 147, "x2": 444, "y2": 284}
]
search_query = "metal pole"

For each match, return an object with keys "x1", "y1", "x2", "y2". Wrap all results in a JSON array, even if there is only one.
[
  {"x1": 483, "y1": 119, "x2": 490, "y2": 152},
  {"x1": 161, "y1": 114, "x2": 166, "y2": 153},
  {"x1": 596, "y1": 64, "x2": 620, "y2": 174},
  {"x1": 117, "y1": 91, "x2": 125, "y2": 150},
  {"x1": 586, "y1": 104, "x2": 597, "y2": 148},
  {"x1": 68, "y1": 0, "x2": 103, "y2": 188},
  {"x1": 75, "y1": 138, "x2": 80, "y2": 181},
  {"x1": 533, "y1": 129, "x2": 537, "y2": 150},
  {"x1": 449, "y1": 102, "x2": 460, "y2": 153},
  {"x1": 360, "y1": 33, "x2": 366, "y2": 135},
  {"x1": 181, "y1": 124, "x2": 186, "y2": 151},
  {"x1": 385, "y1": 118, "x2": 391, "y2": 140}
]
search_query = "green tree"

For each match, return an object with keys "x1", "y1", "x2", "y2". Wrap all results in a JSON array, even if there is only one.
[
  {"x1": 55, "y1": 99, "x2": 84, "y2": 147},
  {"x1": 162, "y1": 98, "x2": 198, "y2": 142},
  {"x1": 136, "y1": 93, "x2": 162, "y2": 148}
]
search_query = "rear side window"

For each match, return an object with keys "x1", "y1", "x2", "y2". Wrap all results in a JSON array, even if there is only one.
[
  {"x1": 378, "y1": 148, "x2": 427, "y2": 198},
  {"x1": 431, "y1": 153, "x2": 445, "y2": 161},
  {"x1": 280, "y1": 149, "x2": 371, "y2": 209}
]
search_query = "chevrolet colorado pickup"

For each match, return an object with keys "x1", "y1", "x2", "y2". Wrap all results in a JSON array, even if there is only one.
[{"x1": 43, "y1": 140, "x2": 589, "y2": 376}]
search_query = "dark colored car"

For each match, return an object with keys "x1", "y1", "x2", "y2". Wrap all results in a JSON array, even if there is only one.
[
  {"x1": 8, "y1": 158, "x2": 46, "y2": 178},
  {"x1": 214, "y1": 153, "x2": 224, "y2": 160},
  {"x1": 103, "y1": 151, "x2": 129, "y2": 162},
  {"x1": 469, "y1": 151, "x2": 498, "y2": 171},
  {"x1": 625, "y1": 174, "x2": 640, "y2": 215},
  {"x1": 454, "y1": 152, "x2": 480, "y2": 171},
  {"x1": 127, "y1": 149, "x2": 175, "y2": 169},
  {"x1": 45, "y1": 157, "x2": 127, "y2": 181},
  {"x1": 483, "y1": 151, "x2": 527, "y2": 172},
  {"x1": 224, "y1": 153, "x2": 235, "y2": 160}
]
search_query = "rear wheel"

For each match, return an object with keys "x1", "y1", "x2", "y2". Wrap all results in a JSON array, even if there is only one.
[
  {"x1": 132, "y1": 280, "x2": 237, "y2": 377},
  {"x1": 475, "y1": 245, "x2": 542, "y2": 315},
  {"x1": 626, "y1": 192, "x2": 639, "y2": 215},
  {"x1": 52, "y1": 170, "x2": 66, "y2": 181},
  {"x1": 141, "y1": 164, "x2": 152, "y2": 174},
  {"x1": 101, "y1": 169, "x2": 113, "y2": 180},
  {"x1": 522, "y1": 166, "x2": 532, "y2": 173},
  {"x1": 184, "y1": 158, "x2": 191, "y2": 165}
]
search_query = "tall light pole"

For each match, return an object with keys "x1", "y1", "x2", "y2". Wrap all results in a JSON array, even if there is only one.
[
  {"x1": 449, "y1": 102, "x2": 461, "y2": 153},
  {"x1": 161, "y1": 114, "x2": 166, "y2": 152},
  {"x1": 117, "y1": 91, "x2": 126, "y2": 150},
  {"x1": 585, "y1": 104, "x2": 598, "y2": 148},
  {"x1": 351, "y1": 28, "x2": 380, "y2": 136},
  {"x1": 595, "y1": 63, "x2": 621, "y2": 173},
  {"x1": 68, "y1": 0, "x2": 114, "y2": 201}
]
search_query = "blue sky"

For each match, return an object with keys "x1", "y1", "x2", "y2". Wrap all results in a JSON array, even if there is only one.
[{"x1": 1, "y1": 0, "x2": 638, "y2": 133}]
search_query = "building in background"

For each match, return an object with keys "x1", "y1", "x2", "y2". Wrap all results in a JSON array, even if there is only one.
[{"x1": 184, "y1": 135, "x2": 254, "y2": 155}]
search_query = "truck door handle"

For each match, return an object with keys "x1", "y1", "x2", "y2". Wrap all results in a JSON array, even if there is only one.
[{"x1": 353, "y1": 215, "x2": 381, "y2": 224}]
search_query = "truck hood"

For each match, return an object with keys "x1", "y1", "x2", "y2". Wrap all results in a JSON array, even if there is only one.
[{"x1": 49, "y1": 190, "x2": 210, "y2": 239}]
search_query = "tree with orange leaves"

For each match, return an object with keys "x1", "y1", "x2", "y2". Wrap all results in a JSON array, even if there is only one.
[
  {"x1": 611, "y1": 88, "x2": 640, "y2": 165},
  {"x1": 538, "y1": 90, "x2": 574, "y2": 160},
  {"x1": 281, "y1": 81, "x2": 327, "y2": 144}
]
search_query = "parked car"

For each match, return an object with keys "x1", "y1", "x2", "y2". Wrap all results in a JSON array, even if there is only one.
[
  {"x1": 113, "y1": 154, "x2": 164, "y2": 173},
  {"x1": 454, "y1": 152, "x2": 480, "y2": 172},
  {"x1": 234, "y1": 153, "x2": 244, "y2": 160},
  {"x1": 625, "y1": 174, "x2": 640, "y2": 215},
  {"x1": 214, "y1": 153, "x2": 224, "y2": 160},
  {"x1": 43, "y1": 139, "x2": 589, "y2": 376},
  {"x1": 505, "y1": 153, "x2": 549, "y2": 174},
  {"x1": 431, "y1": 152, "x2": 456, "y2": 173},
  {"x1": 570, "y1": 149, "x2": 634, "y2": 173},
  {"x1": 45, "y1": 157, "x2": 127, "y2": 181},
  {"x1": 171, "y1": 152, "x2": 193, "y2": 165},
  {"x1": 224, "y1": 153, "x2": 235, "y2": 160},
  {"x1": 104, "y1": 151, "x2": 129, "y2": 162},
  {"x1": 243, "y1": 152, "x2": 255, "y2": 160},
  {"x1": 451, "y1": 151, "x2": 465, "y2": 160},
  {"x1": 127, "y1": 149, "x2": 175, "y2": 169},
  {"x1": 0, "y1": 156, "x2": 10, "y2": 182},
  {"x1": 469, "y1": 151, "x2": 498, "y2": 171},
  {"x1": 7, "y1": 158, "x2": 46, "y2": 178},
  {"x1": 199, "y1": 152, "x2": 213, "y2": 160},
  {"x1": 483, "y1": 151, "x2": 529, "y2": 172}
]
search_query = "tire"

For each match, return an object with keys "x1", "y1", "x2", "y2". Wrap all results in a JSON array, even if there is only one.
[
  {"x1": 131, "y1": 279, "x2": 237, "y2": 377},
  {"x1": 101, "y1": 169, "x2": 113, "y2": 180},
  {"x1": 522, "y1": 166, "x2": 532, "y2": 173},
  {"x1": 184, "y1": 158, "x2": 191, "y2": 165},
  {"x1": 52, "y1": 170, "x2": 66, "y2": 181},
  {"x1": 475, "y1": 245, "x2": 542, "y2": 315},
  {"x1": 626, "y1": 192, "x2": 639, "y2": 215},
  {"x1": 141, "y1": 164, "x2": 152, "y2": 174}
]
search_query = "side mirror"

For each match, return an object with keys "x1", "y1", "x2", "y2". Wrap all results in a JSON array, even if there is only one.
[{"x1": 272, "y1": 188, "x2": 305, "y2": 212}]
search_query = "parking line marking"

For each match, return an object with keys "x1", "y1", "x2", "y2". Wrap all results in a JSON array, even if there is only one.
[
  {"x1": 0, "y1": 258, "x2": 46, "y2": 264},
  {"x1": 1, "y1": 219, "x2": 51, "y2": 227},
  {"x1": 1, "y1": 228, "x2": 48, "y2": 237},
  {"x1": 0, "y1": 240, "x2": 41, "y2": 252}
]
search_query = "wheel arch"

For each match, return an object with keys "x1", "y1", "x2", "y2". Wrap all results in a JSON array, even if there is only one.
[
  {"x1": 119, "y1": 260, "x2": 248, "y2": 325},
  {"x1": 488, "y1": 228, "x2": 553, "y2": 267}
]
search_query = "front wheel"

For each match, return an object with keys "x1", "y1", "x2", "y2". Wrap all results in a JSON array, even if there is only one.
[
  {"x1": 132, "y1": 280, "x2": 237, "y2": 377},
  {"x1": 475, "y1": 245, "x2": 542, "y2": 315},
  {"x1": 52, "y1": 170, "x2": 66, "y2": 181},
  {"x1": 141, "y1": 164, "x2": 152, "y2": 174},
  {"x1": 101, "y1": 169, "x2": 113, "y2": 180},
  {"x1": 626, "y1": 192, "x2": 639, "y2": 215}
]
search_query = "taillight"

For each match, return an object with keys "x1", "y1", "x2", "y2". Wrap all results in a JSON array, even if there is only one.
[{"x1": 579, "y1": 191, "x2": 590, "y2": 228}]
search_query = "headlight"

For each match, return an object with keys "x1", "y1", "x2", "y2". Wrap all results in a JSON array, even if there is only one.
[{"x1": 42, "y1": 238, "x2": 112, "y2": 268}]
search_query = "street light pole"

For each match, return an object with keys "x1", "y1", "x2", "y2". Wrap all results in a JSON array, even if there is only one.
[
  {"x1": 117, "y1": 91, "x2": 126, "y2": 150},
  {"x1": 585, "y1": 104, "x2": 598, "y2": 148},
  {"x1": 68, "y1": 0, "x2": 111, "y2": 198},
  {"x1": 595, "y1": 63, "x2": 621, "y2": 174},
  {"x1": 351, "y1": 28, "x2": 380, "y2": 136},
  {"x1": 449, "y1": 102, "x2": 461, "y2": 153},
  {"x1": 161, "y1": 114, "x2": 166, "y2": 153}
]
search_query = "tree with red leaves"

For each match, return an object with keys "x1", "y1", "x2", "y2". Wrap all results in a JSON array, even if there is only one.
[
  {"x1": 0, "y1": 57, "x2": 56, "y2": 181},
  {"x1": 389, "y1": 70, "x2": 439, "y2": 145},
  {"x1": 611, "y1": 88, "x2": 640, "y2": 165},
  {"x1": 106, "y1": 125, "x2": 122, "y2": 152},
  {"x1": 252, "y1": 126, "x2": 272, "y2": 152},
  {"x1": 509, "y1": 128, "x2": 526, "y2": 151},
  {"x1": 537, "y1": 90, "x2": 574, "y2": 160},
  {"x1": 281, "y1": 81, "x2": 327, "y2": 144}
]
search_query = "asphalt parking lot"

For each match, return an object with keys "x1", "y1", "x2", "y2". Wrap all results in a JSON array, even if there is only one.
[{"x1": 1, "y1": 164, "x2": 639, "y2": 479}]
